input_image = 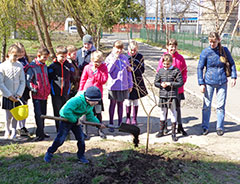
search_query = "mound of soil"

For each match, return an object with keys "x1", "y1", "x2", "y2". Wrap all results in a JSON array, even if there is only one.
[{"x1": 66, "y1": 150, "x2": 184, "y2": 184}]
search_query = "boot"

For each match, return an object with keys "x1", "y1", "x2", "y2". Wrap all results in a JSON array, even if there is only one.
[
  {"x1": 171, "y1": 122, "x2": 178, "y2": 142},
  {"x1": 156, "y1": 121, "x2": 165, "y2": 137},
  {"x1": 126, "y1": 106, "x2": 131, "y2": 124},
  {"x1": 177, "y1": 124, "x2": 188, "y2": 136},
  {"x1": 132, "y1": 106, "x2": 138, "y2": 125},
  {"x1": 163, "y1": 121, "x2": 168, "y2": 135}
]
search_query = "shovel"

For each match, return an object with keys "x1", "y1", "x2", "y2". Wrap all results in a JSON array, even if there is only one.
[{"x1": 41, "y1": 115, "x2": 140, "y2": 147}]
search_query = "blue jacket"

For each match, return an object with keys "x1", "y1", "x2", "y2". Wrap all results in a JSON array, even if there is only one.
[
  {"x1": 197, "y1": 46, "x2": 237, "y2": 85},
  {"x1": 59, "y1": 92, "x2": 100, "y2": 123}
]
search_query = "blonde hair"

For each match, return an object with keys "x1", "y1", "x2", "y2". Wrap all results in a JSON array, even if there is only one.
[
  {"x1": 14, "y1": 42, "x2": 29, "y2": 60},
  {"x1": 7, "y1": 44, "x2": 21, "y2": 57},
  {"x1": 128, "y1": 40, "x2": 138, "y2": 50},
  {"x1": 113, "y1": 40, "x2": 124, "y2": 49},
  {"x1": 91, "y1": 51, "x2": 103, "y2": 62},
  {"x1": 67, "y1": 45, "x2": 77, "y2": 53},
  {"x1": 162, "y1": 54, "x2": 173, "y2": 63},
  {"x1": 56, "y1": 45, "x2": 67, "y2": 54}
]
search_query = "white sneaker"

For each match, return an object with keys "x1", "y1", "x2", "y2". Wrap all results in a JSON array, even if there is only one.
[{"x1": 4, "y1": 132, "x2": 10, "y2": 139}]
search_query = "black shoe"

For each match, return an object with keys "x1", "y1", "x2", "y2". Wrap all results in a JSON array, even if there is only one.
[
  {"x1": 33, "y1": 136, "x2": 45, "y2": 141},
  {"x1": 217, "y1": 129, "x2": 224, "y2": 136},
  {"x1": 98, "y1": 129, "x2": 106, "y2": 139},
  {"x1": 177, "y1": 124, "x2": 188, "y2": 136},
  {"x1": 155, "y1": 131, "x2": 164, "y2": 138},
  {"x1": 172, "y1": 134, "x2": 178, "y2": 142},
  {"x1": 18, "y1": 127, "x2": 30, "y2": 137},
  {"x1": 202, "y1": 128, "x2": 208, "y2": 135},
  {"x1": 44, "y1": 134, "x2": 50, "y2": 138}
]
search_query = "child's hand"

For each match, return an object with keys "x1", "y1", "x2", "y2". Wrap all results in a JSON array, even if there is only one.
[
  {"x1": 161, "y1": 82, "x2": 168, "y2": 88},
  {"x1": 200, "y1": 85, "x2": 205, "y2": 93},
  {"x1": 9, "y1": 96, "x2": 18, "y2": 102},
  {"x1": 100, "y1": 123, "x2": 106, "y2": 129},
  {"x1": 128, "y1": 88, "x2": 133, "y2": 93}
]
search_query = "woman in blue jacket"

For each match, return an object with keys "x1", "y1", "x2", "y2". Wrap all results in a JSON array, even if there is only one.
[{"x1": 197, "y1": 32, "x2": 237, "y2": 136}]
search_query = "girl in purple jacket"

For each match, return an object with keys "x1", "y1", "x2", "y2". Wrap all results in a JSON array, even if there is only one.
[{"x1": 105, "y1": 40, "x2": 133, "y2": 132}]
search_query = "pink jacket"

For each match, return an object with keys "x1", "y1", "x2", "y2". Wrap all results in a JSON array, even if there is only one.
[
  {"x1": 156, "y1": 51, "x2": 187, "y2": 94},
  {"x1": 78, "y1": 62, "x2": 108, "y2": 97}
]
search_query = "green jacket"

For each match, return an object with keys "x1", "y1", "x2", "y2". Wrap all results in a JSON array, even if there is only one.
[{"x1": 59, "y1": 92, "x2": 100, "y2": 123}]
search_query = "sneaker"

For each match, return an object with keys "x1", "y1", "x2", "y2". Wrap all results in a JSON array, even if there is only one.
[
  {"x1": 217, "y1": 129, "x2": 224, "y2": 136},
  {"x1": 44, "y1": 152, "x2": 53, "y2": 163},
  {"x1": 33, "y1": 136, "x2": 45, "y2": 141},
  {"x1": 108, "y1": 128, "x2": 115, "y2": 133},
  {"x1": 98, "y1": 129, "x2": 107, "y2": 139},
  {"x1": 155, "y1": 131, "x2": 164, "y2": 138},
  {"x1": 44, "y1": 134, "x2": 50, "y2": 138},
  {"x1": 202, "y1": 128, "x2": 208, "y2": 135},
  {"x1": 78, "y1": 156, "x2": 89, "y2": 164},
  {"x1": 19, "y1": 127, "x2": 30, "y2": 137}
]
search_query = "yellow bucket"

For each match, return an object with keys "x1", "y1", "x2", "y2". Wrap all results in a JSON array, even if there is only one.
[{"x1": 10, "y1": 100, "x2": 29, "y2": 121}]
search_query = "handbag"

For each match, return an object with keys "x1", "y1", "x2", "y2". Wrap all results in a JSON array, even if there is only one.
[{"x1": 219, "y1": 46, "x2": 232, "y2": 77}]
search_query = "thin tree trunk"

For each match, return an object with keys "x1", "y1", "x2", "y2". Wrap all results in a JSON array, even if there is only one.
[
  {"x1": 1, "y1": 34, "x2": 7, "y2": 62},
  {"x1": 160, "y1": 0, "x2": 164, "y2": 31},
  {"x1": 155, "y1": 0, "x2": 159, "y2": 30},
  {"x1": 30, "y1": 0, "x2": 46, "y2": 48},
  {"x1": 142, "y1": 0, "x2": 146, "y2": 28},
  {"x1": 37, "y1": 2, "x2": 55, "y2": 59},
  {"x1": 230, "y1": 19, "x2": 239, "y2": 52}
]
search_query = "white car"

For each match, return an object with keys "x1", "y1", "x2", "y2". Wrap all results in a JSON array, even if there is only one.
[{"x1": 68, "y1": 26, "x2": 78, "y2": 34}]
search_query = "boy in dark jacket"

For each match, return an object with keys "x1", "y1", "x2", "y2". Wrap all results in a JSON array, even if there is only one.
[
  {"x1": 154, "y1": 54, "x2": 183, "y2": 141},
  {"x1": 48, "y1": 45, "x2": 75, "y2": 132},
  {"x1": 44, "y1": 86, "x2": 105, "y2": 164}
]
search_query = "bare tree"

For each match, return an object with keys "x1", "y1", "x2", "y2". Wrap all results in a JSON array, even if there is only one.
[{"x1": 142, "y1": 0, "x2": 147, "y2": 28}]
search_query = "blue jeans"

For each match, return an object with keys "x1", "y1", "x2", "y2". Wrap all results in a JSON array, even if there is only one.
[
  {"x1": 202, "y1": 83, "x2": 227, "y2": 130},
  {"x1": 47, "y1": 120, "x2": 85, "y2": 159},
  {"x1": 32, "y1": 99, "x2": 47, "y2": 137}
]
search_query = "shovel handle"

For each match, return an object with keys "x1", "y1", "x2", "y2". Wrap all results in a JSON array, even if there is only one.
[{"x1": 40, "y1": 115, "x2": 102, "y2": 127}]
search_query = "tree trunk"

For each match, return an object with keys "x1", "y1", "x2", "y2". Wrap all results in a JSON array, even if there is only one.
[
  {"x1": 1, "y1": 34, "x2": 7, "y2": 62},
  {"x1": 73, "y1": 15, "x2": 85, "y2": 39},
  {"x1": 160, "y1": 0, "x2": 164, "y2": 31},
  {"x1": 154, "y1": 0, "x2": 159, "y2": 30},
  {"x1": 142, "y1": 0, "x2": 147, "y2": 28},
  {"x1": 37, "y1": 2, "x2": 55, "y2": 59},
  {"x1": 230, "y1": 19, "x2": 239, "y2": 52},
  {"x1": 29, "y1": 0, "x2": 46, "y2": 48}
]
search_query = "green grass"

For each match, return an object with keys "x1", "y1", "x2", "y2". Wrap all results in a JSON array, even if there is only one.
[{"x1": 0, "y1": 142, "x2": 240, "y2": 184}]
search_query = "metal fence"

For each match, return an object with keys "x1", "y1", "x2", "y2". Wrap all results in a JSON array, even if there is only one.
[{"x1": 139, "y1": 28, "x2": 240, "y2": 57}]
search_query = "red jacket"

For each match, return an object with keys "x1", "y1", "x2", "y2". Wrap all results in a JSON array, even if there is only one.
[
  {"x1": 79, "y1": 62, "x2": 108, "y2": 97},
  {"x1": 26, "y1": 59, "x2": 50, "y2": 100},
  {"x1": 156, "y1": 51, "x2": 187, "y2": 94}
]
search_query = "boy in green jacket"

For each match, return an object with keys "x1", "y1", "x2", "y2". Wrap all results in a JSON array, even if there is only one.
[{"x1": 44, "y1": 86, "x2": 105, "y2": 164}]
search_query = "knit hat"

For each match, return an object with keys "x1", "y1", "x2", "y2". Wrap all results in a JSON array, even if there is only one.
[
  {"x1": 85, "y1": 86, "x2": 101, "y2": 101},
  {"x1": 83, "y1": 34, "x2": 93, "y2": 44}
]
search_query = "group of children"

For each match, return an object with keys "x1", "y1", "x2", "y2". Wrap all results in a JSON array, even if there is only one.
[{"x1": 0, "y1": 35, "x2": 188, "y2": 163}]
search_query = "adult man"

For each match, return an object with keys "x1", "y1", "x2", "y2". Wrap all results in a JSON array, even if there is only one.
[{"x1": 76, "y1": 34, "x2": 96, "y2": 78}]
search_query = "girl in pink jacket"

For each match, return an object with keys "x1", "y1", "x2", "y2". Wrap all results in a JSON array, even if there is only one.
[
  {"x1": 79, "y1": 51, "x2": 108, "y2": 138},
  {"x1": 157, "y1": 39, "x2": 188, "y2": 136}
]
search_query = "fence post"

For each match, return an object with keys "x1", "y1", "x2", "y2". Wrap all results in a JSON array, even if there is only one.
[{"x1": 130, "y1": 28, "x2": 133, "y2": 39}]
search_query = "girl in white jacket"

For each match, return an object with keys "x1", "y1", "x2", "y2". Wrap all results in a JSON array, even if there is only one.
[{"x1": 0, "y1": 44, "x2": 25, "y2": 139}]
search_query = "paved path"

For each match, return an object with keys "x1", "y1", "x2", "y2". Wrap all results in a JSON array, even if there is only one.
[{"x1": 0, "y1": 33, "x2": 239, "y2": 161}]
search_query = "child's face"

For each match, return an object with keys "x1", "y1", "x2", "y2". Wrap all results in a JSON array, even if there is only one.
[
  {"x1": 163, "y1": 61, "x2": 172, "y2": 69},
  {"x1": 93, "y1": 59, "x2": 102, "y2": 68},
  {"x1": 68, "y1": 51, "x2": 77, "y2": 60},
  {"x1": 56, "y1": 53, "x2": 67, "y2": 63},
  {"x1": 84, "y1": 43, "x2": 92, "y2": 51},
  {"x1": 128, "y1": 47, "x2": 138, "y2": 56},
  {"x1": 19, "y1": 49, "x2": 26, "y2": 58},
  {"x1": 87, "y1": 100, "x2": 99, "y2": 106},
  {"x1": 167, "y1": 44, "x2": 177, "y2": 55},
  {"x1": 38, "y1": 54, "x2": 49, "y2": 63},
  {"x1": 112, "y1": 46, "x2": 123, "y2": 56},
  {"x1": 8, "y1": 51, "x2": 20, "y2": 62}
]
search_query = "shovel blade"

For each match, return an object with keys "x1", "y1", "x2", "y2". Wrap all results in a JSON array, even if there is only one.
[{"x1": 118, "y1": 123, "x2": 140, "y2": 136}]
